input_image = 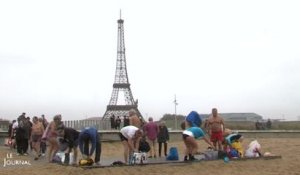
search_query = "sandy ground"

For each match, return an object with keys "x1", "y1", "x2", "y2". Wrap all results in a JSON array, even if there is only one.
[{"x1": 0, "y1": 138, "x2": 299, "y2": 175}]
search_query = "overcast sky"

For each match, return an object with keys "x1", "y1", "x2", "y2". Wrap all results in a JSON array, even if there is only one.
[{"x1": 1, "y1": 0, "x2": 299, "y2": 121}]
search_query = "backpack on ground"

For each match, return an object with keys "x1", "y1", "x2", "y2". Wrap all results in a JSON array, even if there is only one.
[
  {"x1": 139, "y1": 138, "x2": 150, "y2": 153},
  {"x1": 166, "y1": 147, "x2": 179, "y2": 161}
]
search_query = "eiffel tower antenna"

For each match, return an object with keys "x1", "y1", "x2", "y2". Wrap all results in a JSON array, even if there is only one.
[{"x1": 102, "y1": 15, "x2": 144, "y2": 121}]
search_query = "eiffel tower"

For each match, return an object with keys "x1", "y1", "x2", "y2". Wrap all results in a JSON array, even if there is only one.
[{"x1": 102, "y1": 16, "x2": 144, "y2": 121}]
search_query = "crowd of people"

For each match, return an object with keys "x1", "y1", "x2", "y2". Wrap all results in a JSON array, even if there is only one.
[
  {"x1": 8, "y1": 112, "x2": 101, "y2": 165},
  {"x1": 6, "y1": 108, "x2": 264, "y2": 166},
  {"x1": 8, "y1": 113, "x2": 48, "y2": 160},
  {"x1": 6, "y1": 110, "x2": 168, "y2": 165},
  {"x1": 255, "y1": 119, "x2": 272, "y2": 130}
]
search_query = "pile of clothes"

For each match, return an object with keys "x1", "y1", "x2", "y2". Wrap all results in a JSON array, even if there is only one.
[{"x1": 224, "y1": 130, "x2": 263, "y2": 159}]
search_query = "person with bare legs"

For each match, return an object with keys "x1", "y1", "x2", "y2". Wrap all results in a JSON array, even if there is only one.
[
  {"x1": 182, "y1": 121, "x2": 214, "y2": 161},
  {"x1": 119, "y1": 125, "x2": 143, "y2": 164},
  {"x1": 207, "y1": 108, "x2": 225, "y2": 151},
  {"x1": 31, "y1": 116, "x2": 44, "y2": 160},
  {"x1": 42, "y1": 114, "x2": 61, "y2": 162}
]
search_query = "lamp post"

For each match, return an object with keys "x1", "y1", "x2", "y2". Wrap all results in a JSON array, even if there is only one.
[{"x1": 174, "y1": 94, "x2": 178, "y2": 129}]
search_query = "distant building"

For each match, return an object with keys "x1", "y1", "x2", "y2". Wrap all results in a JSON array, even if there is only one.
[
  {"x1": 0, "y1": 119, "x2": 9, "y2": 131},
  {"x1": 200, "y1": 113, "x2": 263, "y2": 122}
]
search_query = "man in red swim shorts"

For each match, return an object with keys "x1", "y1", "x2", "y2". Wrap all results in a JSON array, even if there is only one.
[{"x1": 208, "y1": 108, "x2": 225, "y2": 150}]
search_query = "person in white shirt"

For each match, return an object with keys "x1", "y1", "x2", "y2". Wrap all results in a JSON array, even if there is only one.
[{"x1": 119, "y1": 125, "x2": 143, "y2": 164}]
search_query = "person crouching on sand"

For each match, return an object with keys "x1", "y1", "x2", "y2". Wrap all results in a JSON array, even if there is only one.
[
  {"x1": 181, "y1": 121, "x2": 215, "y2": 161},
  {"x1": 119, "y1": 125, "x2": 143, "y2": 164}
]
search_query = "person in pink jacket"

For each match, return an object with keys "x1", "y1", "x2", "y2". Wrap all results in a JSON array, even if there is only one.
[{"x1": 143, "y1": 117, "x2": 159, "y2": 158}]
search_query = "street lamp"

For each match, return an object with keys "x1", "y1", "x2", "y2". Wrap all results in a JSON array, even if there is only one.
[{"x1": 174, "y1": 94, "x2": 178, "y2": 129}]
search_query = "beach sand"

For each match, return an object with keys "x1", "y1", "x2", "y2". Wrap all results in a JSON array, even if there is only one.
[{"x1": 0, "y1": 138, "x2": 299, "y2": 175}]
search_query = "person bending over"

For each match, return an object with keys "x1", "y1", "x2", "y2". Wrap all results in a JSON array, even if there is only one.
[
  {"x1": 78, "y1": 127, "x2": 101, "y2": 165},
  {"x1": 57, "y1": 126, "x2": 80, "y2": 164},
  {"x1": 119, "y1": 125, "x2": 143, "y2": 164},
  {"x1": 182, "y1": 121, "x2": 215, "y2": 161}
]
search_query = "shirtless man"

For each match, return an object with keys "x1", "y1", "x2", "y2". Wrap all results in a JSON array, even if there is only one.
[
  {"x1": 31, "y1": 116, "x2": 44, "y2": 160},
  {"x1": 128, "y1": 109, "x2": 142, "y2": 128},
  {"x1": 207, "y1": 108, "x2": 225, "y2": 150}
]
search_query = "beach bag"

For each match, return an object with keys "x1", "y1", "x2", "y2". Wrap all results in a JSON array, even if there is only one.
[
  {"x1": 79, "y1": 158, "x2": 94, "y2": 166},
  {"x1": 218, "y1": 150, "x2": 228, "y2": 159},
  {"x1": 228, "y1": 149, "x2": 240, "y2": 158},
  {"x1": 245, "y1": 140, "x2": 261, "y2": 158},
  {"x1": 204, "y1": 150, "x2": 219, "y2": 160},
  {"x1": 52, "y1": 152, "x2": 64, "y2": 163},
  {"x1": 52, "y1": 155, "x2": 62, "y2": 163},
  {"x1": 139, "y1": 138, "x2": 150, "y2": 153},
  {"x1": 166, "y1": 147, "x2": 179, "y2": 160},
  {"x1": 131, "y1": 152, "x2": 148, "y2": 164},
  {"x1": 186, "y1": 111, "x2": 202, "y2": 127}
]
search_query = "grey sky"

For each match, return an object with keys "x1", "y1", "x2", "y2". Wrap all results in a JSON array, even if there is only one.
[{"x1": 0, "y1": 0, "x2": 299, "y2": 121}]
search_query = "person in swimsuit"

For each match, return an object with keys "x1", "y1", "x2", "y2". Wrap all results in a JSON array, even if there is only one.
[
  {"x1": 181, "y1": 121, "x2": 214, "y2": 161},
  {"x1": 42, "y1": 114, "x2": 62, "y2": 162},
  {"x1": 31, "y1": 116, "x2": 44, "y2": 160},
  {"x1": 129, "y1": 109, "x2": 142, "y2": 128},
  {"x1": 207, "y1": 108, "x2": 225, "y2": 150}
]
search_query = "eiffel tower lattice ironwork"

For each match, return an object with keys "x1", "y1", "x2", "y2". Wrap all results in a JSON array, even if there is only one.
[{"x1": 102, "y1": 17, "x2": 144, "y2": 121}]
